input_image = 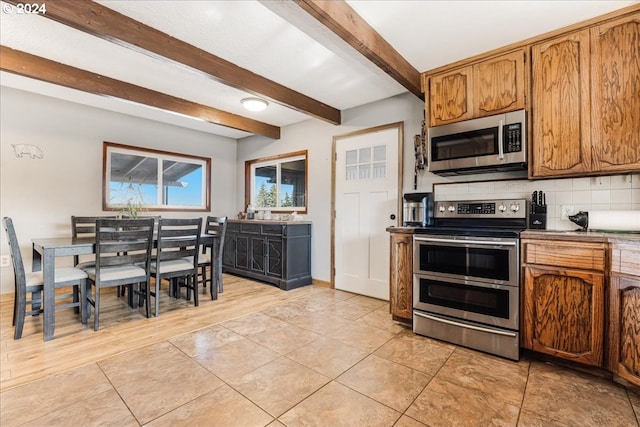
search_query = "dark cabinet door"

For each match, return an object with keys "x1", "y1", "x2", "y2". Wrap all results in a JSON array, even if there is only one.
[
  {"x1": 222, "y1": 234, "x2": 235, "y2": 268},
  {"x1": 251, "y1": 237, "x2": 266, "y2": 273},
  {"x1": 235, "y1": 235, "x2": 249, "y2": 270},
  {"x1": 266, "y1": 237, "x2": 283, "y2": 278}
]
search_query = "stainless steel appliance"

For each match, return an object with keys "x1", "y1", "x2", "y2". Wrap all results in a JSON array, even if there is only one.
[
  {"x1": 402, "y1": 192, "x2": 434, "y2": 227},
  {"x1": 413, "y1": 198, "x2": 527, "y2": 360},
  {"x1": 428, "y1": 110, "x2": 526, "y2": 175}
]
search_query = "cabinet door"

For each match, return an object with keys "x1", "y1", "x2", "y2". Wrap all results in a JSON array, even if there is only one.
[
  {"x1": 266, "y1": 237, "x2": 283, "y2": 278},
  {"x1": 609, "y1": 275, "x2": 640, "y2": 387},
  {"x1": 590, "y1": 12, "x2": 640, "y2": 173},
  {"x1": 389, "y1": 233, "x2": 413, "y2": 322},
  {"x1": 522, "y1": 266, "x2": 604, "y2": 367},
  {"x1": 531, "y1": 29, "x2": 592, "y2": 177},
  {"x1": 235, "y1": 235, "x2": 249, "y2": 270},
  {"x1": 250, "y1": 236, "x2": 265, "y2": 273},
  {"x1": 428, "y1": 66, "x2": 473, "y2": 126},
  {"x1": 473, "y1": 50, "x2": 526, "y2": 118},
  {"x1": 222, "y1": 234, "x2": 235, "y2": 268}
]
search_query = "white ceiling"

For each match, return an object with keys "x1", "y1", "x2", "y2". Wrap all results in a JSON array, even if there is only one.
[{"x1": 1, "y1": 0, "x2": 637, "y2": 139}]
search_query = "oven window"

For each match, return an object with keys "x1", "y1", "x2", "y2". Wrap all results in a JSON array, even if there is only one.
[
  {"x1": 419, "y1": 278, "x2": 510, "y2": 319},
  {"x1": 431, "y1": 127, "x2": 498, "y2": 161},
  {"x1": 418, "y1": 244, "x2": 510, "y2": 281}
]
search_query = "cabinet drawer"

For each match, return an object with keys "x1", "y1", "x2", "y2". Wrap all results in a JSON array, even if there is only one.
[
  {"x1": 611, "y1": 246, "x2": 640, "y2": 276},
  {"x1": 227, "y1": 222, "x2": 240, "y2": 232},
  {"x1": 240, "y1": 223, "x2": 261, "y2": 234},
  {"x1": 522, "y1": 240, "x2": 605, "y2": 271},
  {"x1": 261, "y1": 224, "x2": 284, "y2": 236}
]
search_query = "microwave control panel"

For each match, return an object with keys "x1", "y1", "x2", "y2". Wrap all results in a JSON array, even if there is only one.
[{"x1": 503, "y1": 123, "x2": 522, "y2": 153}]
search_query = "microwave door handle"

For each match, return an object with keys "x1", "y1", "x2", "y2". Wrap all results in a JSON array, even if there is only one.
[
  {"x1": 414, "y1": 312, "x2": 518, "y2": 337},
  {"x1": 497, "y1": 119, "x2": 505, "y2": 160}
]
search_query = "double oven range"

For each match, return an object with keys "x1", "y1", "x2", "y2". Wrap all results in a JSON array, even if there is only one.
[{"x1": 412, "y1": 198, "x2": 526, "y2": 361}]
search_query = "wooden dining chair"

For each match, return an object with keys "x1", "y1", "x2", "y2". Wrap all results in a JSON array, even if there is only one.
[
  {"x1": 72, "y1": 215, "x2": 132, "y2": 299},
  {"x1": 83, "y1": 217, "x2": 155, "y2": 331},
  {"x1": 146, "y1": 218, "x2": 202, "y2": 317},
  {"x1": 3, "y1": 217, "x2": 88, "y2": 339},
  {"x1": 195, "y1": 216, "x2": 228, "y2": 298}
]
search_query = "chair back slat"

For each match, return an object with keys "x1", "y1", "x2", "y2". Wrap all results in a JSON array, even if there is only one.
[
  {"x1": 156, "y1": 218, "x2": 202, "y2": 263},
  {"x1": 95, "y1": 218, "x2": 154, "y2": 273},
  {"x1": 71, "y1": 216, "x2": 116, "y2": 238}
]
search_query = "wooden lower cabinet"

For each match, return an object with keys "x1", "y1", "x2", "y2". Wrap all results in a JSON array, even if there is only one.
[
  {"x1": 522, "y1": 266, "x2": 605, "y2": 366},
  {"x1": 521, "y1": 237, "x2": 606, "y2": 367},
  {"x1": 609, "y1": 240, "x2": 640, "y2": 386},
  {"x1": 389, "y1": 230, "x2": 413, "y2": 324}
]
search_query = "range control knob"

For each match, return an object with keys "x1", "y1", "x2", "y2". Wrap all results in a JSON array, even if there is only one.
[
  {"x1": 438, "y1": 205, "x2": 446, "y2": 212},
  {"x1": 498, "y1": 204, "x2": 507, "y2": 212},
  {"x1": 510, "y1": 204, "x2": 520, "y2": 212},
  {"x1": 448, "y1": 205, "x2": 456, "y2": 212}
]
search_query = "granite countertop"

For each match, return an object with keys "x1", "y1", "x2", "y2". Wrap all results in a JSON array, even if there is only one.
[
  {"x1": 521, "y1": 229, "x2": 640, "y2": 243},
  {"x1": 388, "y1": 226, "x2": 640, "y2": 243}
]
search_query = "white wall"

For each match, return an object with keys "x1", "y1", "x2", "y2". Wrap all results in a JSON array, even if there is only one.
[
  {"x1": 0, "y1": 87, "x2": 237, "y2": 294},
  {"x1": 237, "y1": 92, "x2": 425, "y2": 283}
]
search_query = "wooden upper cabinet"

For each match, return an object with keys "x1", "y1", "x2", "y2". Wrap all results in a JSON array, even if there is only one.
[
  {"x1": 428, "y1": 49, "x2": 526, "y2": 127},
  {"x1": 590, "y1": 12, "x2": 640, "y2": 173},
  {"x1": 531, "y1": 30, "x2": 592, "y2": 177},
  {"x1": 473, "y1": 49, "x2": 526, "y2": 118},
  {"x1": 531, "y1": 11, "x2": 640, "y2": 178},
  {"x1": 428, "y1": 66, "x2": 474, "y2": 126}
]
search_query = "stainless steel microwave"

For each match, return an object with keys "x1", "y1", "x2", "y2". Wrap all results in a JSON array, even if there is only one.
[{"x1": 427, "y1": 109, "x2": 526, "y2": 175}]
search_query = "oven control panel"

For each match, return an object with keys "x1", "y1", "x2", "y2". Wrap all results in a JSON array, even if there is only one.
[{"x1": 435, "y1": 199, "x2": 527, "y2": 219}]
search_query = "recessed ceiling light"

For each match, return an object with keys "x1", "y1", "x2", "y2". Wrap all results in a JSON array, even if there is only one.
[{"x1": 241, "y1": 97, "x2": 269, "y2": 112}]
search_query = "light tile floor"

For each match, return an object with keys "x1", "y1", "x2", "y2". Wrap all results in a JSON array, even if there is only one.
[{"x1": 1, "y1": 287, "x2": 638, "y2": 426}]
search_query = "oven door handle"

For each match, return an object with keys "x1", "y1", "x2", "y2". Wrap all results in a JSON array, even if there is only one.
[
  {"x1": 414, "y1": 237, "x2": 517, "y2": 247},
  {"x1": 414, "y1": 312, "x2": 518, "y2": 337}
]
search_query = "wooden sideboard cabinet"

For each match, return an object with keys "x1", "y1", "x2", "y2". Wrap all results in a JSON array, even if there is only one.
[
  {"x1": 427, "y1": 49, "x2": 527, "y2": 127},
  {"x1": 531, "y1": 11, "x2": 640, "y2": 177},
  {"x1": 521, "y1": 237, "x2": 606, "y2": 367},
  {"x1": 222, "y1": 220, "x2": 312, "y2": 291},
  {"x1": 609, "y1": 238, "x2": 640, "y2": 387},
  {"x1": 388, "y1": 229, "x2": 414, "y2": 324}
]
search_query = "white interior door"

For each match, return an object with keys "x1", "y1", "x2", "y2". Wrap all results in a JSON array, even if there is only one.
[{"x1": 334, "y1": 124, "x2": 401, "y2": 300}]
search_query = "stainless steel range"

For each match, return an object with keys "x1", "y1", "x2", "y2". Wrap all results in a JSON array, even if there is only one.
[{"x1": 413, "y1": 198, "x2": 527, "y2": 361}]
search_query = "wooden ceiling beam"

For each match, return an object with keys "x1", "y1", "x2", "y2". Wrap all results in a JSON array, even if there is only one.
[
  {"x1": 2, "y1": 0, "x2": 341, "y2": 125},
  {"x1": 0, "y1": 46, "x2": 281, "y2": 139},
  {"x1": 292, "y1": 0, "x2": 423, "y2": 100}
]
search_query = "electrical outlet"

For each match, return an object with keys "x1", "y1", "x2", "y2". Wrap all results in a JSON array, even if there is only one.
[
  {"x1": 0, "y1": 255, "x2": 9, "y2": 268},
  {"x1": 560, "y1": 205, "x2": 575, "y2": 220}
]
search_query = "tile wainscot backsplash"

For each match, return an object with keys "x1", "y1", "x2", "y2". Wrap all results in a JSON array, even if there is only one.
[{"x1": 433, "y1": 173, "x2": 640, "y2": 231}]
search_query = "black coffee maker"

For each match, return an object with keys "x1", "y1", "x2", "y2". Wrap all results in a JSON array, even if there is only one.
[{"x1": 403, "y1": 192, "x2": 434, "y2": 227}]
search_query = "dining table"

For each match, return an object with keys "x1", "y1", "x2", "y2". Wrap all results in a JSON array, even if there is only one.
[{"x1": 31, "y1": 233, "x2": 219, "y2": 341}]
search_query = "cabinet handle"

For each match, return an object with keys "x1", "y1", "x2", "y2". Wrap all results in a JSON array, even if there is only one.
[{"x1": 414, "y1": 311, "x2": 517, "y2": 337}]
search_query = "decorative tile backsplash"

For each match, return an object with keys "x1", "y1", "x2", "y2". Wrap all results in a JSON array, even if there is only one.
[{"x1": 433, "y1": 173, "x2": 640, "y2": 231}]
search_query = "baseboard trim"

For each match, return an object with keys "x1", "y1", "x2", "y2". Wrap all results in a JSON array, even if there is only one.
[{"x1": 311, "y1": 278, "x2": 332, "y2": 288}]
